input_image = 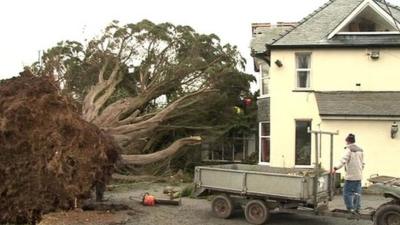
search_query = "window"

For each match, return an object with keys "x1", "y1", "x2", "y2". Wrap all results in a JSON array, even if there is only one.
[
  {"x1": 260, "y1": 65, "x2": 269, "y2": 96},
  {"x1": 295, "y1": 53, "x2": 311, "y2": 89},
  {"x1": 328, "y1": 1, "x2": 400, "y2": 39},
  {"x1": 340, "y1": 5, "x2": 399, "y2": 32},
  {"x1": 259, "y1": 122, "x2": 270, "y2": 163},
  {"x1": 203, "y1": 136, "x2": 256, "y2": 162},
  {"x1": 295, "y1": 120, "x2": 311, "y2": 166}
]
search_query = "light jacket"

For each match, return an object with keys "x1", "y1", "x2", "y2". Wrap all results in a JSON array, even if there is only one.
[{"x1": 335, "y1": 143, "x2": 364, "y2": 181}]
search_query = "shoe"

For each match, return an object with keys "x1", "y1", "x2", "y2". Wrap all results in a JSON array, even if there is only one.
[{"x1": 347, "y1": 209, "x2": 361, "y2": 220}]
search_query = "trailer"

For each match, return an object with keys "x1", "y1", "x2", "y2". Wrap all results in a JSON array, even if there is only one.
[
  {"x1": 369, "y1": 175, "x2": 400, "y2": 225},
  {"x1": 194, "y1": 129, "x2": 400, "y2": 225}
]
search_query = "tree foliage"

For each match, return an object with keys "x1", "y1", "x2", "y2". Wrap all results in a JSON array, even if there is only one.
[{"x1": 33, "y1": 20, "x2": 255, "y2": 162}]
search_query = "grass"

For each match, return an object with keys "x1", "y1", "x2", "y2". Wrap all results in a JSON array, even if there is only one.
[{"x1": 180, "y1": 184, "x2": 195, "y2": 198}]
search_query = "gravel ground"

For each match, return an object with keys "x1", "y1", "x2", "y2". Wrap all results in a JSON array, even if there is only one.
[{"x1": 39, "y1": 182, "x2": 389, "y2": 225}]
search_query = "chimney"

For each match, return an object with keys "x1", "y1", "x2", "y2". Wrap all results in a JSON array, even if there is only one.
[
  {"x1": 277, "y1": 22, "x2": 298, "y2": 28},
  {"x1": 251, "y1": 23, "x2": 271, "y2": 36}
]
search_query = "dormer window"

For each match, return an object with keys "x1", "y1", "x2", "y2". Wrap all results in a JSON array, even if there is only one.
[
  {"x1": 342, "y1": 5, "x2": 395, "y2": 32},
  {"x1": 328, "y1": 0, "x2": 400, "y2": 39}
]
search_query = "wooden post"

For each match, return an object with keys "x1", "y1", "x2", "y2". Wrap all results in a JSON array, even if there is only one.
[
  {"x1": 314, "y1": 132, "x2": 319, "y2": 211},
  {"x1": 243, "y1": 135, "x2": 246, "y2": 161},
  {"x1": 222, "y1": 143, "x2": 224, "y2": 160},
  {"x1": 319, "y1": 133, "x2": 322, "y2": 158},
  {"x1": 308, "y1": 127, "x2": 339, "y2": 213},
  {"x1": 329, "y1": 134, "x2": 334, "y2": 201},
  {"x1": 307, "y1": 129, "x2": 339, "y2": 209},
  {"x1": 232, "y1": 140, "x2": 235, "y2": 161}
]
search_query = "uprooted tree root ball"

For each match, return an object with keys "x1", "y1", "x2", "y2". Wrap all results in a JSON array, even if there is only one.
[{"x1": 0, "y1": 74, "x2": 119, "y2": 224}]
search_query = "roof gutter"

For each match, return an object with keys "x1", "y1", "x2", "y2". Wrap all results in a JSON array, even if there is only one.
[
  {"x1": 270, "y1": 43, "x2": 400, "y2": 49},
  {"x1": 251, "y1": 49, "x2": 271, "y2": 65},
  {"x1": 320, "y1": 115, "x2": 400, "y2": 121}
]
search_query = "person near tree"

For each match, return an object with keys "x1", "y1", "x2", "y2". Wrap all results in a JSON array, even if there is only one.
[{"x1": 333, "y1": 133, "x2": 365, "y2": 214}]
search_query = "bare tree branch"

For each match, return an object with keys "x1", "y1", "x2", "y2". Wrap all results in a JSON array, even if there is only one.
[
  {"x1": 82, "y1": 63, "x2": 122, "y2": 122},
  {"x1": 121, "y1": 136, "x2": 201, "y2": 165},
  {"x1": 106, "y1": 88, "x2": 216, "y2": 136},
  {"x1": 98, "y1": 59, "x2": 110, "y2": 83}
]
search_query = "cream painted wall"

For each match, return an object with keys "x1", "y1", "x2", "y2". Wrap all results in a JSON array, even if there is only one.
[
  {"x1": 320, "y1": 120, "x2": 400, "y2": 185},
  {"x1": 271, "y1": 48, "x2": 400, "y2": 91},
  {"x1": 267, "y1": 48, "x2": 400, "y2": 184}
]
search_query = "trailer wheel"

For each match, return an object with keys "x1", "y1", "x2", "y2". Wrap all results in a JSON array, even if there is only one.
[
  {"x1": 244, "y1": 199, "x2": 270, "y2": 225},
  {"x1": 211, "y1": 194, "x2": 234, "y2": 219},
  {"x1": 374, "y1": 203, "x2": 400, "y2": 225}
]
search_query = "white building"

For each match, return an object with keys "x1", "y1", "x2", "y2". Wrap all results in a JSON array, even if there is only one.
[{"x1": 251, "y1": 0, "x2": 400, "y2": 184}]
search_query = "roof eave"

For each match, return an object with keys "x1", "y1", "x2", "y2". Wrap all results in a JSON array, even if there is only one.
[
  {"x1": 270, "y1": 43, "x2": 400, "y2": 49},
  {"x1": 320, "y1": 114, "x2": 400, "y2": 121},
  {"x1": 321, "y1": 114, "x2": 400, "y2": 117}
]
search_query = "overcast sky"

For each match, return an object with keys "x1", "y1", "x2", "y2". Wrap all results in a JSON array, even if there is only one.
[{"x1": 1, "y1": 0, "x2": 400, "y2": 81}]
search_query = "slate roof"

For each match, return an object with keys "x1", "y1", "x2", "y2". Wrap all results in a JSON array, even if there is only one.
[
  {"x1": 251, "y1": 26, "x2": 290, "y2": 53},
  {"x1": 377, "y1": 0, "x2": 400, "y2": 21},
  {"x1": 315, "y1": 92, "x2": 400, "y2": 117},
  {"x1": 268, "y1": 0, "x2": 400, "y2": 48}
]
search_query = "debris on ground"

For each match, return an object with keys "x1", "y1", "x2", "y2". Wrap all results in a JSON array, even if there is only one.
[
  {"x1": 141, "y1": 193, "x2": 181, "y2": 206},
  {"x1": 112, "y1": 174, "x2": 170, "y2": 183},
  {"x1": 0, "y1": 73, "x2": 119, "y2": 224},
  {"x1": 38, "y1": 211, "x2": 133, "y2": 225},
  {"x1": 163, "y1": 186, "x2": 181, "y2": 199},
  {"x1": 82, "y1": 202, "x2": 132, "y2": 211}
]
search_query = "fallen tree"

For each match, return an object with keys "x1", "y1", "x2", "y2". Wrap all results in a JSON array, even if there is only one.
[
  {"x1": 34, "y1": 20, "x2": 253, "y2": 160},
  {"x1": 0, "y1": 72, "x2": 119, "y2": 224},
  {"x1": 0, "y1": 20, "x2": 253, "y2": 224},
  {"x1": 0, "y1": 72, "x2": 204, "y2": 224}
]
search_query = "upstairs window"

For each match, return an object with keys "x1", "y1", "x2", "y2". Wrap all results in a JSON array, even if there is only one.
[
  {"x1": 260, "y1": 65, "x2": 269, "y2": 96},
  {"x1": 295, "y1": 53, "x2": 311, "y2": 89}
]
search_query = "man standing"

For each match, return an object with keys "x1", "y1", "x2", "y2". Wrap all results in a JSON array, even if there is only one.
[{"x1": 333, "y1": 133, "x2": 365, "y2": 214}]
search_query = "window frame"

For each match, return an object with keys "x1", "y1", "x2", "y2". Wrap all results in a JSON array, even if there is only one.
[
  {"x1": 328, "y1": 0, "x2": 400, "y2": 39},
  {"x1": 204, "y1": 136, "x2": 255, "y2": 163},
  {"x1": 259, "y1": 121, "x2": 271, "y2": 165},
  {"x1": 294, "y1": 119, "x2": 313, "y2": 168},
  {"x1": 294, "y1": 52, "x2": 312, "y2": 90},
  {"x1": 259, "y1": 64, "x2": 270, "y2": 97}
]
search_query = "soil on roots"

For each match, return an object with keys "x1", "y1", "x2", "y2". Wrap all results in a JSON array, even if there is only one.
[{"x1": 0, "y1": 73, "x2": 119, "y2": 224}]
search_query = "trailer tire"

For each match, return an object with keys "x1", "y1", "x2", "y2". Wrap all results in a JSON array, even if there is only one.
[
  {"x1": 211, "y1": 194, "x2": 234, "y2": 219},
  {"x1": 374, "y1": 203, "x2": 400, "y2": 225},
  {"x1": 245, "y1": 199, "x2": 270, "y2": 225}
]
